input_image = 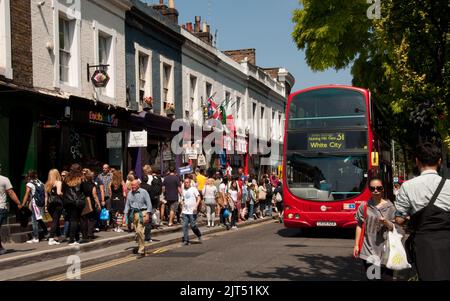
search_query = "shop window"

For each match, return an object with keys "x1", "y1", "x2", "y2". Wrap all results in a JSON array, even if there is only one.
[{"x1": 187, "y1": 75, "x2": 197, "y2": 119}]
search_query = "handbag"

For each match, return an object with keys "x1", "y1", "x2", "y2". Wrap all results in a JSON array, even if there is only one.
[
  {"x1": 275, "y1": 192, "x2": 283, "y2": 202},
  {"x1": 81, "y1": 197, "x2": 93, "y2": 216},
  {"x1": 258, "y1": 187, "x2": 267, "y2": 201},
  {"x1": 386, "y1": 226, "x2": 412, "y2": 270},
  {"x1": 100, "y1": 208, "x2": 110, "y2": 221},
  {"x1": 357, "y1": 202, "x2": 368, "y2": 255}
]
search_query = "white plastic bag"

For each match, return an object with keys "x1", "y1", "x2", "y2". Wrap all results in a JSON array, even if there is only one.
[{"x1": 386, "y1": 227, "x2": 412, "y2": 270}]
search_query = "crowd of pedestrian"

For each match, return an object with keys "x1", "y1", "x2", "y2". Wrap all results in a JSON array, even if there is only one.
[{"x1": 0, "y1": 162, "x2": 283, "y2": 257}]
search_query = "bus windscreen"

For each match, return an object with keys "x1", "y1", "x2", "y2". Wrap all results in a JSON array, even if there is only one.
[{"x1": 288, "y1": 88, "x2": 367, "y2": 129}]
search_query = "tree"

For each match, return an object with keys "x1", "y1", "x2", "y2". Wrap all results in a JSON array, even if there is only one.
[{"x1": 292, "y1": 0, "x2": 450, "y2": 152}]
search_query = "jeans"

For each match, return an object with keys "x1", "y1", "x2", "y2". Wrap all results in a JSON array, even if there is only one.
[
  {"x1": 265, "y1": 199, "x2": 273, "y2": 217},
  {"x1": 0, "y1": 208, "x2": 7, "y2": 245},
  {"x1": 67, "y1": 206, "x2": 82, "y2": 243},
  {"x1": 230, "y1": 208, "x2": 238, "y2": 227},
  {"x1": 144, "y1": 223, "x2": 152, "y2": 241},
  {"x1": 205, "y1": 202, "x2": 216, "y2": 226},
  {"x1": 48, "y1": 204, "x2": 63, "y2": 238},
  {"x1": 81, "y1": 212, "x2": 96, "y2": 239},
  {"x1": 31, "y1": 206, "x2": 47, "y2": 239},
  {"x1": 248, "y1": 203, "x2": 254, "y2": 219},
  {"x1": 182, "y1": 214, "x2": 201, "y2": 243}
]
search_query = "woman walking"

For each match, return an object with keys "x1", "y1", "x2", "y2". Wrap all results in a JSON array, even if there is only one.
[
  {"x1": 81, "y1": 169, "x2": 101, "y2": 241},
  {"x1": 353, "y1": 177, "x2": 396, "y2": 281},
  {"x1": 62, "y1": 164, "x2": 86, "y2": 246},
  {"x1": 257, "y1": 180, "x2": 267, "y2": 219},
  {"x1": 228, "y1": 179, "x2": 240, "y2": 229},
  {"x1": 109, "y1": 170, "x2": 127, "y2": 232},
  {"x1": 45, "y1": 169, "x2": 63, "y2": 245},
  {"x1": 203, "y1": 178, "x2": 218, "y2": 227}
]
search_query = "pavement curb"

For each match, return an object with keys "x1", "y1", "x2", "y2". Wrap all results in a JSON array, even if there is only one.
[
  {"x1": 3, "y1": 217, "x2": 276, "y2": 281},
  {"x1": 0, "y1": 219, "x2": 206, "y2": 271}
]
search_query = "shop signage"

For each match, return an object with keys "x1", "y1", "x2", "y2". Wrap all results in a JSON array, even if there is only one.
[
  {"x1": 307, "y1": 132, "x2": 345, "y2": 151},
  {"x1": 89, "y1": 111, "x2": 118, "y2": 127},
  {"x1": 186, "y1": 147, "x2": 198, "y2": 160},
  {"x1": 106, "y1": 132, "x2": 122, "y2": 149},
  {"x1": 163, "y1": 145, "x2": 173, "y2": 161},
  {"x1": 91, "y1": 69, "x2": 110, "y2": 88},
  {"x1": 178, "y1": 165, "x2": 193, "y2": 176},
  {"x1": 128, "y1": 130, "x2": 147, "y2": 147},
  {"x1": 197, "y1": 154, "x2": 206, "y2": 166}
]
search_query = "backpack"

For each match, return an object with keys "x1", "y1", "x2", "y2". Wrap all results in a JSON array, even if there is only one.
[
  {"x1": 63, "y1": 184, "x2": 86, "y2": 209},
  {"x1": 149, "y1": 176, "x2": 163, "y2": 199},
  {"x1": 30, "y1": 180, "x2": 45, "y2": 207}
]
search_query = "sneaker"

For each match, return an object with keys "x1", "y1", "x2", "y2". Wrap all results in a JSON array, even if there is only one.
[
  {"x1": 232, "y1": 226, "x2": 238, "y2": 230},
  {"x1": 26, "y1": 238, "x2": 39, "y2": 244},
  {"x1": 68, "y1": 241, "x2": 80, "y2": 246},
  {"x1": 145, "y1": 239, "x2": 153, "y2": 243},
  {"x1": 0, "y1": 248, "x2": 7, "y2": 255},
  {"x1": 198, "y1": 236, "x2": 203, "y2": 243},
  {"x1": 94, "y1": 228, "x2": 100, "y2": 232},
  {"x1": 116, "y1": 228, "x2": 124, "y2": 233},
  {"x1": 48, "y1": 238, "x2": 60, "y2": 246}
]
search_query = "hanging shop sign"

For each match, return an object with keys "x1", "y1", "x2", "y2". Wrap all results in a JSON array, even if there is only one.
[
  {"x1": 163, "y1": 144, "x2": 173, "y2": 161},
  {"x1": 106, "y1": 132, "x2": 122, "y2": 149},
  {"x1": 197, "y1": 154, "x2": 206, "y2": 166},
  {"x1": 89, "y1": 111, "x2": 119, "y2": 127},
  {"x1": 178, "y1": 165, "x2": 193, "y2": 176},
  {"x1": 128, "y1": 130, "x2": 147, "y2": 148},
  {"x1": 39, "y1": 120, "x2": 61, "y2": 129},
  {"x1": 186, "y1": 147, "x2": 198, "y2": 160}
]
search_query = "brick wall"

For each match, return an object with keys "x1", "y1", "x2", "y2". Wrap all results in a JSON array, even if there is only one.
[
  {"x1": 10, "y1": 0, "x2": 33, "y2": 87},
  {"x1": 223, "y1": 49, "x2": 256, "y2": 65}
]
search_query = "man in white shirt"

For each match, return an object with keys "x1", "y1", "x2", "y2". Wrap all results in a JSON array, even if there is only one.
[
  {"x1": 0, "y1": 175, "x2": 22, "y2": 254},
  {"x1": 181, "y1": 178, "x2": 202, "y2": 245}
]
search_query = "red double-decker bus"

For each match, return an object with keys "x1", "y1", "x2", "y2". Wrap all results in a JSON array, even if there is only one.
[{"x1": 283, "y1": 85, "x2": 391, "y2": 229}]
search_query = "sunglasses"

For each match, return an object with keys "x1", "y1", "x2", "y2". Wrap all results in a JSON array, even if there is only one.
[{"x1": 369, "y1": 186, "x2": 384, "y2": 192}]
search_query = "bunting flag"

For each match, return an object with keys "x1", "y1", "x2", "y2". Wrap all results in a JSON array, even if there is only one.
[
  {"x1": 226, "y1": 114, "x2": 236, "y2": 133},
  {"x1": 207, "y1": 96, "x2": 220, "y2": 119}
]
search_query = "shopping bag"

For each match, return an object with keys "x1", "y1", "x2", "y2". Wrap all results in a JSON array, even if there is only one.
[
  {"x1": 99, "y1": 208, "x2": 110, "y2": 221},
  {"x1": 386, "y1": 227, "x2": 412, "y2": 270}
]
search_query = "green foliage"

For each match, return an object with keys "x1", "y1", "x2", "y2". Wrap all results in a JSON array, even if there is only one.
[{"x1": 292, "y1": 0, "x2": 450, "y2": 151}]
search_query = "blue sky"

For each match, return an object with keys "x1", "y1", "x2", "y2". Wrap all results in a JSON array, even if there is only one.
[{"x1": 145, "y1": 0, "x2": 352, "y2": 91}]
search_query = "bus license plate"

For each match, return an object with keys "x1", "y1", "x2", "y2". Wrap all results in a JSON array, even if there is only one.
[{"x1": 317, "y1": 221, "x2": 337, "y2": 227}]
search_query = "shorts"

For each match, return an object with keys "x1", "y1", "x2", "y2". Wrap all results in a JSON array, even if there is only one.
[
  {"x1": 167, "y1": 200, "x2": 179, "y2": 212},
  {"x1": 0, "y1": 208, "x2": 8, "y2": 226}
]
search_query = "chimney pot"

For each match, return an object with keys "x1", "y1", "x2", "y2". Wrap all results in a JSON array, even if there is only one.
[
  {"x1": 159, "y1": 0, "x2": 164, "y2": 5},
  {"x1": 194, "y1": 16, "x2": 201, "y2": 32},
  {"x1": 168, "y1": 0, "x2": 174, "y2": 9}
]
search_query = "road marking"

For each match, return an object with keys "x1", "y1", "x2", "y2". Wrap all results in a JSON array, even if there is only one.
[{"x1": 43, "y1": 220, "x2": 276, "y2": 281}]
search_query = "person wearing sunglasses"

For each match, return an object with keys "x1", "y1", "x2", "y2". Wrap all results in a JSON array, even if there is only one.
[{"x1": 354, "y1": 177, "x2": 396, "y2": 281}]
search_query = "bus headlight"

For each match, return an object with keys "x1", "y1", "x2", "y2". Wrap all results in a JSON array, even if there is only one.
[{"x1": 288, "y1": 213, "x2": 294, "y2": 219}]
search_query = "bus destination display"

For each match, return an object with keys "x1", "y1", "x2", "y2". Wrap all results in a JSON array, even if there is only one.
[{"x1": 308, "y1": 133, "x2": 345, "y2": 151}]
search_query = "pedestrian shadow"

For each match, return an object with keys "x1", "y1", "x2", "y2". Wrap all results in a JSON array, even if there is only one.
[
  {"x1": 4, "y1": 248, "x2": 36, "y2": 254},
  {"x1": 245, "y1": 253, "x2": 364, "y2": 281},
  {"x1": 277, "y1": 228, "x2": 354, "y2": 240}
]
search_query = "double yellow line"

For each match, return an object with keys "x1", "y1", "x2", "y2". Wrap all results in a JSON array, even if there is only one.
[{"x1": 45, "y1": 248, "x2": 168, "y2": 281}]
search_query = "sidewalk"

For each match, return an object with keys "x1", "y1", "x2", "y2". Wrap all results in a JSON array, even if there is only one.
[{"x1": 0, "y1": 216, "x2": 276, "y2": 281}]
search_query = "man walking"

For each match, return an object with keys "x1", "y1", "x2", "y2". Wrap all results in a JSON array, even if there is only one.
[
  {"x1": 181, "y1": 178, "x2": 202, "y2": 245},
  {"x1": 163, "y1": 167, "x2": 181, "y2": 226},
  {"x1": 395, "y1": 142, "x2": 450, "y2": 280},
  {"x1": 1, "y1": 175, "x2": 22, "y2": 254},
  {"x1": 124, "y1": 180, "x2": 152, "y2": 257},
  {"x1": 97, "y1": 164, "x2": 112, "y2": 208}
]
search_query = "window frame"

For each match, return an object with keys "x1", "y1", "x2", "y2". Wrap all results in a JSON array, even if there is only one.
[
  {"x1": 0, "y1": 0, "x2": 12, "y2": 79},
  {"x1": 93, "y1": 20, "x2": 117, "y2": 100},
  {"x1": 159, "y1": 55, "x2": 175, "y2": 115},
  {"x1": 53, "y1": 0, "x2": 81, "y2": 92},
  {"x1": 134, "y1": 43, "x2": 153, "y2": 110}
]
